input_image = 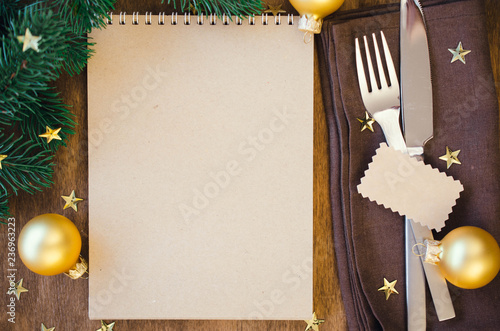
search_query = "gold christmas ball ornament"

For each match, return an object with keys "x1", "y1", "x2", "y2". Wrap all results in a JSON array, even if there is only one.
[
  {"x1": 424, "y1": 226, "x2": 500, "y2": 289},
  {"x1": 289, "y1": 0, "x2": 345, "y2": 36},
  {"x1": 18, "y1": 214, "x2": 82, "y2": 276}
]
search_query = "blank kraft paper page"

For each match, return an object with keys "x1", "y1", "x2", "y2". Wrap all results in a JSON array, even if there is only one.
[{"x1": 88, "y1": 14, "x2": 313, "y2": 320}]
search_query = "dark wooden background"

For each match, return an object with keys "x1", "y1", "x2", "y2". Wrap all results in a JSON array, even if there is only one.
[{"x1": 1, "y1": 0, "x2": 499, "y2": 330}]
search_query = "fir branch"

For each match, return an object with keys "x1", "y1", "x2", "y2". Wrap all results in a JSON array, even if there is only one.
[
  {"x1": 0, "y1": 133, "x2": 54, "y2": 196},
  {"x1": 0, "y1": 0, "x2": 22, "y2": 32},
  {"x1": 0, "y1": 6, "x2": 89, "y2": 124},
  {"x1": 18, "y1": 88, "x2": 76, "y2": 152},
  {"x1": 0, "y1": 0, "x2": 114, "y2": 222},
  {"x1": 164, "y1": 0, "x2": 264, "y2": 18},
  {"x1": 1, "y1": 9, "x2": 67, "y2": 122},
  {"x1": 0, "y1": 194, "x2": 9, "y2": 223},
  {"x1": 59, "y1": 34, "x2": 94, "y2": 76},
  {"x1": 55, "y1": 0, "x2": 114, "y2": 35}
]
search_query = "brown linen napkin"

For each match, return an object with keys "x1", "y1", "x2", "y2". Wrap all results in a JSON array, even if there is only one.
[{"x1": 317, "y1": 0, "x2": 500, "y2": 329}]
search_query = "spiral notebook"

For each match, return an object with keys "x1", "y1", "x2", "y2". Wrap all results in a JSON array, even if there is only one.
[{"x1": 87, "y1": 13, "x2": 313, "y2": 320}]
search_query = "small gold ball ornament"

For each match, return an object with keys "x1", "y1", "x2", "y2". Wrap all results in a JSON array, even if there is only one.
[
  {"x1": 424, "y1": 226, "x2": 500, "y2": 289},
  {"x1": 289, "y1": 0, "x2": 345, "y2": 36},
  {"x1": 18, "y1": 214, "x2": 82, "y2": 276}
]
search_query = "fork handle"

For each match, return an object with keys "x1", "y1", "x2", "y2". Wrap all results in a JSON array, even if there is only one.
[{"x1": 372, "y1": 107, "x2": 407, "y2": 153}]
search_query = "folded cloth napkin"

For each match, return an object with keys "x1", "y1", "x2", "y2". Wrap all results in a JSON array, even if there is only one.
[{"x1": 317, "y1": 0, "x2": 500, "y2": 329}]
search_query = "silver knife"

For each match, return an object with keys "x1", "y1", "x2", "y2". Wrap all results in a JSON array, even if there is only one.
[{"x1": 400, "y1": 0, "x2": 456, "y2": 329}]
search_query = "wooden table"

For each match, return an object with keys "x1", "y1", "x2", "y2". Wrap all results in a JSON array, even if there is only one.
[{"x1": 2, "y1": 0, "x2": 498, "y2": 330}]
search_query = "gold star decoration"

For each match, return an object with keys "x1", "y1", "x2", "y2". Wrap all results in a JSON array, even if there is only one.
[
  {"x1": 448, "y1": 42, "x2": 471, "y2": 64},
  {"x1": 304, "y1": 312, "x2": 325, "y2": 331},
  {"x1": 96, "y1": 320, "x2": 115, "y2": 331},
  {"x1": 62, "y1": 190, "x2": 84, "y2": 212},
  {"x1": 38, "y1": 126, "x2": 62, "y2": 144},
  {"x1": 357, "y1": 111, "x2": 376, "y2": 132},
  {"x1": 439, "y1": 146, "x2": 461, "y2": 169},
  {"x1": 264, "y1": 4, "x2": 286, "y2": 16},
  {"x1": 41, "y1": 323, "x2": 55, "y2": 331},
  {"x1": 0, "y1": 154, "x2": 7, "y2": 169},
  {"x1": 17, "y1": 28, "x2": 42, "y2": 52},
  {"x1": 7, "y1": 278, "x2": 28, "y2": 300},
  {"x1": 378, "y1": 278, "x2": 399, "y2": 300},
  {"x1": 189, "y1": 3, "x2": 198, "y2": 15}
]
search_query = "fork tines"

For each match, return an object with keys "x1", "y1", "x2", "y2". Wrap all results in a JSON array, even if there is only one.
[{"x1": 355, "y1": 31, "x2": 399, "y2": 95}]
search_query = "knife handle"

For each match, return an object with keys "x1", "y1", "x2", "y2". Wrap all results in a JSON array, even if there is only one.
[
  {"x1": 410, "y1": 220, "x2": 456, "y2": 322},
  {"x1": 371, "y1": 107, "x2": 407, "y2": 153},
  {"x1": 406, "y1": 217, "x2": 427, "y2": 331}
]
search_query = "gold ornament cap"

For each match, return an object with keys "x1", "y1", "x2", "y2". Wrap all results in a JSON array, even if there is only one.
[
  {"x1": 64, "y1": 255, "x2": 89, "y2": 279},
  {"x1": 298, "y1": 14, "x2": 322, "y2": 34},
  {"x1": 423, "y1": 239, "x2": 442, "y2": 265}
]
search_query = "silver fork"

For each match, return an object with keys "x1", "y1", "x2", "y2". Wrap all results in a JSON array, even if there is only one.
[{"x1": 355, "y1": 32, "x2": 407, "y2": 152}]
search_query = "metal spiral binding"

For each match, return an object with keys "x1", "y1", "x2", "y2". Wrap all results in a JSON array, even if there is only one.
[
  {"x1": 106, "y1": 12, "x2": 113, "y2": 25},
  {"x1": 275, "y1": 14, "x2": 281, "y2": 25},
  {"x1": 262, "y1": 13, "x2": 268, "y2": 25},
  {"x1": 119, "y1": 12, "x2": 126, "y2": 25},
  {"x1": 107, "y1": 12, "x2": 293, "y2": 26},
  {"x1": 184, "y1": 12, "x2": 191, "y2": 25},
  {"x1": 197, "y1": 14, "x2": 204, "y2": 25},
  {"x1": 209, "y1": 14, "x2": 217, "y2": 25},
  {"x1": 222, "y1": 13, "x2": 230, "y2": 25}
]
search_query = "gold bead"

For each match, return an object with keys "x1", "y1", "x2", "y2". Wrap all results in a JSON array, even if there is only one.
[
  {"x1": 18, "y1": 214, "x2": 82, "y2": 276},
  {"x1": 438, "y1": 226, "x2": 500, "y2": 289}
]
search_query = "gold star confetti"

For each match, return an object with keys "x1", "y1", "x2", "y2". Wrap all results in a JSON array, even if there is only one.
[
  {"x1": 62, "y1": 190, "x2": 84, "y2": 212},
  {"x1": 448, "y1": 42, "x2": 471, "y2": 64},
  {"x1": 7, "y1": 278, "x2": 28, "y2": 300},
  {"x1": 0, "y1": 155, "x2": 7, "y2": 169},
  {"x1": 41, "y1": 323, "x2": 55, "y2": 331},
  {"x1": 96, "y1": 320, "x2": 115, "y2": 331},
  {"x1": 439, "y1": 146, "x2": 461, "y2": 169},
  {"x1": 304, "y1": 312, "x2": 325, "y2": 331},
  {"x1": 17, "y1": 28, "x2": 42, "y2": 52},
  {"x1": 264, "y1": 4, "x2": 286, "y2": 16},
  {"x1": 378, "y1": 278, "x2": 399, "y2": 300},
  {"x1": 39, "y1": 126, "x2": 62, "y2": 144},
  {"x1": 189, "y1": 3, "x2": 198, "y2": 15},
  {"x1": 357, "y1": 111, "x2": 375, "y2": 132}
]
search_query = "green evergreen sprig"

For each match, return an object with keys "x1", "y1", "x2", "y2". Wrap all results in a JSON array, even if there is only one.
[
  {"x1": 55, "y1": 0, "x2": 115, "y2": 35},
  {"x1": 0, "y1": 133, "x2": 54, "y2": 196},
  {"x1": 0, "y1": 194, "x2": 9, "y2": 224},
  {"x1": 0, "y1": 0, "x2": 114, "y2": 221},
  {"x1": 164, "y1": 0, "x2": 264, "y2": 18}
]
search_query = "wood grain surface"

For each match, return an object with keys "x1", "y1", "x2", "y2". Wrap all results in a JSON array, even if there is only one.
[{"x1": 1, "y1": 0, "x2": 498, "y2": 330}]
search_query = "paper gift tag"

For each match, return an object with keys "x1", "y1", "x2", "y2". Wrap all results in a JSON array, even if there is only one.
[{"x1": 357, "y1": 143, "x2": 463, "y2": 231}]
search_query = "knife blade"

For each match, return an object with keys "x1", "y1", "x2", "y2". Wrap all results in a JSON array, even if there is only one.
[
  {"x1": 400, "y1": 0, "x2": 433, "y2": 152},
  {"x1": 400, "y1": 0, "x2": 456, "y2": 328}
]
